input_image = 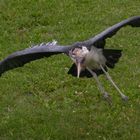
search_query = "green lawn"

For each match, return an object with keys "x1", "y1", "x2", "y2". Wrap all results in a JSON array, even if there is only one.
[{"x1": 0, "y1": 0, "x2": 140, "y2": 139}]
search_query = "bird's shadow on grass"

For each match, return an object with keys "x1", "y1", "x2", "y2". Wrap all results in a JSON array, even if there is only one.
[{"x1": 68, "y1": 63, "x2": 107, "y2": 78}]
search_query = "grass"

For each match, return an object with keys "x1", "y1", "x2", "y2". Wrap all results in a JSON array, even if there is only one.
[{"x1": 0, "y1": 0, "x2": 140, "y2": 139}]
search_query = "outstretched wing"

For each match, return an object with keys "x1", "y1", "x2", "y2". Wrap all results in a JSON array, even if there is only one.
[
  {"x1": 79, "y1": 16, "x2": 140, "y2": 48},
  {"x1": 0, "y1": 41, "x2": 71, "y2": 76}
]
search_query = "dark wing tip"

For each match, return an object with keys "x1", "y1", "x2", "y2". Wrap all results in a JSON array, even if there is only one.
[{"x1": 129, "y1": 16, "x2": 140, "y2": 27}]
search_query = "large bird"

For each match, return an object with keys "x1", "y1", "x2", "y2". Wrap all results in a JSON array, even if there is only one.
[{"x1": 0, "y1": 16, "x2": 140, "y2": 102}]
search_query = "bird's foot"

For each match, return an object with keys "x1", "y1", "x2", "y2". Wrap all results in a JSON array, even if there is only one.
[
  {"x1": 121, "y1": 95, "x2": 129, "y2": 101},
  {"x1": 103, "y1": 92, "x2": 112, "y2": 105}
]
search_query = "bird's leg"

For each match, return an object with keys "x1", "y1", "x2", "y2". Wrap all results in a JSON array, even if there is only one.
[
  {"x1": 86, "y1": 67, "x2": 112, "y2": 104},
  {"x1": 100, "y1": 64, "x2": 128, "y2": 101}
]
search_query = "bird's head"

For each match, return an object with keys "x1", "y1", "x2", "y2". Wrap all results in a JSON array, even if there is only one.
[{"x1": 69, "y1": 46, "x2": 89, "y2": 78}]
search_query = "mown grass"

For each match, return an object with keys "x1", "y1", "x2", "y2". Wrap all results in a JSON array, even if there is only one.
[{"x1": 0, "y1": 0, "x2": 140, "y2": 139}]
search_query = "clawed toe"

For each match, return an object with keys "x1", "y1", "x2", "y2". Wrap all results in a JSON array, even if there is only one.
[
  {"x1": 121, "y1": 95, "x2": 129, "y2": 101},
  {"x1": 103, "y1": 92, "x2": 112, "y2": 105}
]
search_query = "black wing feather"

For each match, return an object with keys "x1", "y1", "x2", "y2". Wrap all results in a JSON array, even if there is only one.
[
  {"x1": 0, "y1": 42, "x2": 70, "y2": 75},
  {"x1": 79, "y1": 16, "x2": 140, "y2": 48}
]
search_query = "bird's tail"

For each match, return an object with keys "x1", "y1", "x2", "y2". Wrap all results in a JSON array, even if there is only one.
[{"x1": 103, "y1": 49, "x2": 122, "y2": 68}]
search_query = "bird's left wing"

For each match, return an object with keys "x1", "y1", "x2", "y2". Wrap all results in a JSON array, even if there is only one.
[
  {"x1": 0, "y1": 41, "x2": 71, "y2": 76},
  {"x1": 79, "y1": 16, "x2": 140, "y2": 48}
]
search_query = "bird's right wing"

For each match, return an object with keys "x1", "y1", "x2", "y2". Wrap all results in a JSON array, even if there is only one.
[{"x1": 0, "y1": 41, "x2": 71, "y2": 76}]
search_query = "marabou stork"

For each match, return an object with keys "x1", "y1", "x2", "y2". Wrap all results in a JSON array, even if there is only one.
[{"x1": 0, "y1": 16, "x2": 140, "y2": 102}]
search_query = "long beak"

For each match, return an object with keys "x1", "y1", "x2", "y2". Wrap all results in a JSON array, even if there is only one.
[{"x1": 77, "y1": 62, "x2": 81, "y2": 78}]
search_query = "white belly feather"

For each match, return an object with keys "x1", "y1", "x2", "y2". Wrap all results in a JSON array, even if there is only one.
[{"x1": 84, "y1": 47, "x2": 106, "y2": 69}]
